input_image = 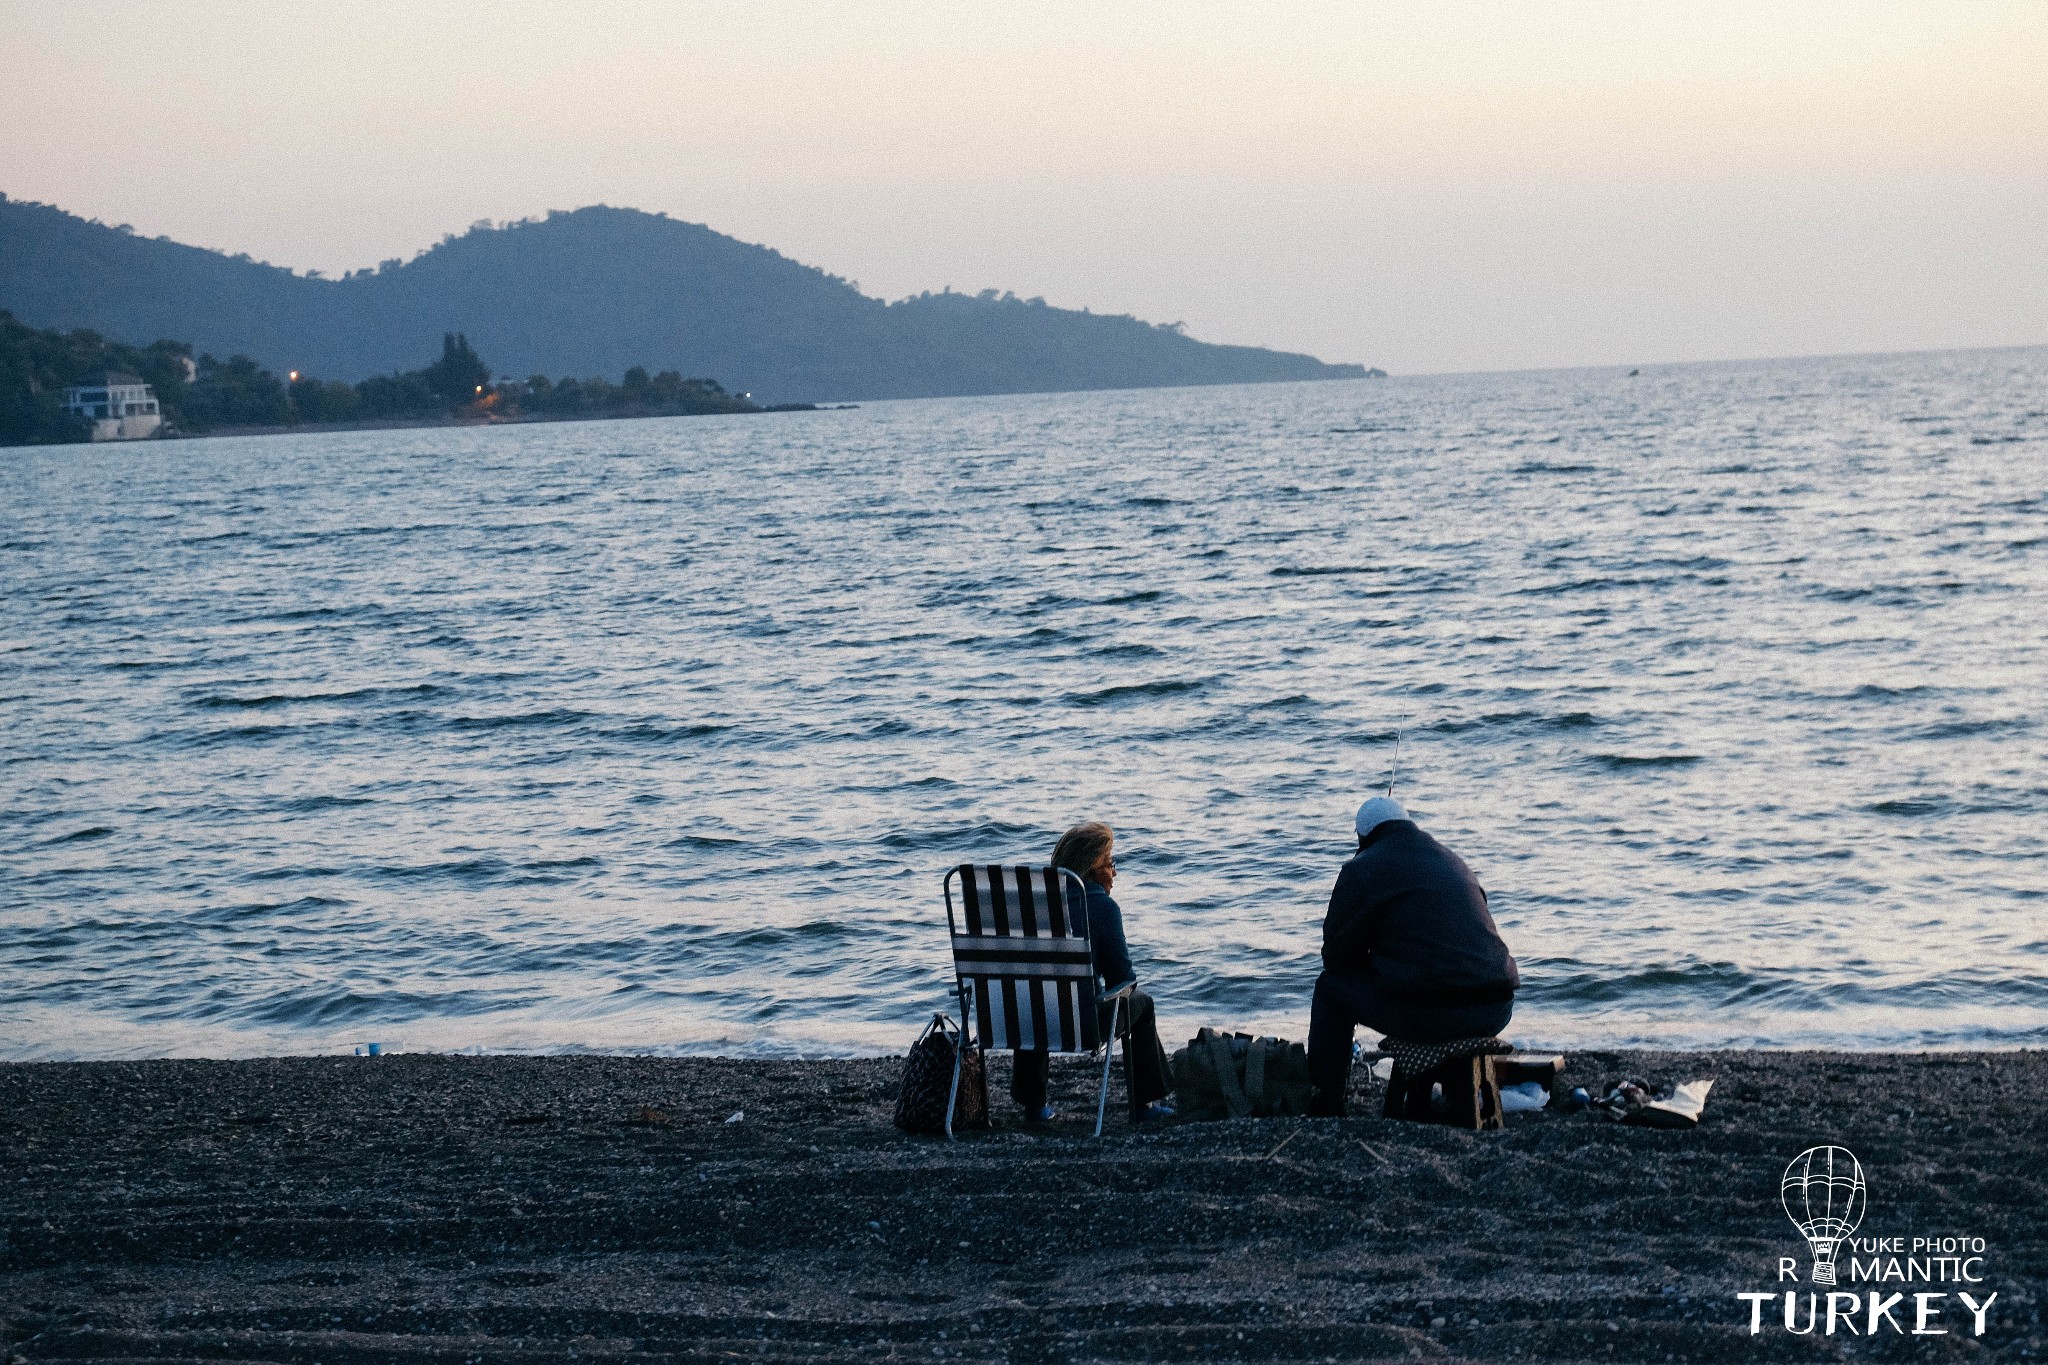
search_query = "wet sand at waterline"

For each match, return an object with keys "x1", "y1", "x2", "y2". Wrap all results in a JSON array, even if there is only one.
[{"x1": 3, "y1": 1050, "x2": 2041, "y2": 1362}]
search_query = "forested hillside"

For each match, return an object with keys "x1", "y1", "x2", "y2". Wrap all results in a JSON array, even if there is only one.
[{"x1": 0, "y1": 196, "x2": 1376, "y2": 404}]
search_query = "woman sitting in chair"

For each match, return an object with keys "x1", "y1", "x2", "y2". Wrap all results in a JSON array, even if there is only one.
[{"x1": 1012, "y1": 821, "x2": 1176, "y2": 1123}]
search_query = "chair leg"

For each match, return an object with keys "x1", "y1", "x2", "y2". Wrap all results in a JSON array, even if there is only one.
[
  {"x1": 1095, "y1": 995, "x2": 1124, "y2": 1138},
  {"x1": 1408, "y1": 1072, "x2": 1436, "y2": 1121},
  {"x1": 1443, "y1": 1059, "x2": 1476, "y2": 1128},
  {"x1": 1386, "y1": 1067, "x2": 1439, "y2": 1124},
  {"x1": 1477, "y1": 1055, "x2": 1503, "y2": 1132},
  {"x1": 944, "y1": 982, "x2": 972, "y2": 1141},
  {"x1": 1433, "y1": 1057, "x2": 1505, "y2": 1131},
  {"x1": 943, "y1": 1044, "x2": 963, "y2": 1141}
]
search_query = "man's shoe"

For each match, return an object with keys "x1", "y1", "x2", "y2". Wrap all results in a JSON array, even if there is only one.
[
  {"x1": 1134, "y1": 1101, "x2": 1177, "y2": 1122},
  {"x1": 1306, "y1": 1087, "x2": 1347, "y2": 1118}
]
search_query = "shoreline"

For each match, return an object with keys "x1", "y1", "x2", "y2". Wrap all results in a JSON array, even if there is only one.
[
  {"x1": 161, "y1": 402, "x2": 842, "y2": 442},
  {"x1": 4, "y1": 1048, "x2": 2041, "y2": 1361},
  {"x1": 9, "y1": 1036, "x2": 2048, "y2": 1065}
]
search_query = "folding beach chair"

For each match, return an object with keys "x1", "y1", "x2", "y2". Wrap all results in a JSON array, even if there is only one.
[{"x1": 942, "y1": 864, "x2": 1136, "y2": 1138}]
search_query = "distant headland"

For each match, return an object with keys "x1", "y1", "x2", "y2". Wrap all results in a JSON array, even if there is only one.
[{"x1": 0, "y1": 195, "x2": 1382, "y2": 408}]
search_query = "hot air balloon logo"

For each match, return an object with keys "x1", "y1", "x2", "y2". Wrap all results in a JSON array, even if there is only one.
[{"x1": 1781, "y1": 1145, "x2": 1866, "y2": 1285}]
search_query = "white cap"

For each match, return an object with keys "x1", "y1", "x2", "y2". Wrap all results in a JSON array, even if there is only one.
[{"x1": 1355, "y1": 795, "x2": 1409, "y2": 837}]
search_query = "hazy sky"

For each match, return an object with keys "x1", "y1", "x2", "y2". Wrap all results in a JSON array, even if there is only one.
[{"x1": 5, "y1": 1, "x2": 2044, "y2": 374}]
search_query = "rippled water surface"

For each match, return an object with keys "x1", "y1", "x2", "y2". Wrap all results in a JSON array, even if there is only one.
[{"x1": 4, "y1": 348, "x2": 2045, "y2": 1059}]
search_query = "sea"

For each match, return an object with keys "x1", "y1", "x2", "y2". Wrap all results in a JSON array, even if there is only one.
[{"x1": 3, "y1": 346, "x2": 2044, "y2": 1061}]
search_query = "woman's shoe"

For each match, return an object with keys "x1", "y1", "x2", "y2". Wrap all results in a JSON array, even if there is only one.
[
  {"x1": 1024, "y1": 1103, "x2": 1057, "y2": 1123},
  {"x1": 1134, "y1": 1101, "x2": 1177, "y2": 1122}
]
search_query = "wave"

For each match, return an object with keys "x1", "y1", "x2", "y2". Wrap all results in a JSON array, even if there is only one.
[
  {"x1": 1522, "y1": 959, "x2": 2048, "y2": 1013},
  {"x1": 1908, "y1": 717, "x2": 2031, "y2": 740},
  {"x1": 1587, "y1": 753, "x2": 1703, "y2": 770},
  {"x1": 877, "y1": 820, "x2": 1042, "y2": 852},
  {"x1": 362, "y1": 857, "x2": 514, "y2": 884},
  {"x1": 1868, "y1": 797, "x2": 1950, "y2": 816},
  {"x1": 1828, "y1": 683, "x2": 1940, "y2": 702},
  {"x1": 596, "y1": 721, "x2": 732, "y2": 744},
  {"x1": 200, "y1": 895, "x2": 351, "y2": 925},
  {"x1": 442, "y1": 708, "x2": 596, "y2": 734},
  {"x1": 1517, "y1": 576, "x2": 1664, "y2": 595},
  {"x1": 189, "y1": 682, "x2": 447, "y2": 710},
  {"x1": 276, "y1": 795, "x2": 376, "y2": 813},
  {"x1": 40, "y1": 826, "x2": 112, "y2": 845},
  {"x1": 1269, "y1": 565, "x2": 1382, "y2": 577},
  {"x1": 1062, "y1": 677, "x2": 1213, "y2": 706},
  {"x1": 1424, "y1": 709, "x2": 1609, "y2": 735}
]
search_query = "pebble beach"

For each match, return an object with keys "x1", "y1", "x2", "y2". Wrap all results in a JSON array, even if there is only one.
[{"x1": 4, "y1": 1048, "x2": 2042, "y2": 1362}]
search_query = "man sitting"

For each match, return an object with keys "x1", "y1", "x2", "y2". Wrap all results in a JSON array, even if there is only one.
[{"x1": 1306, "y1": 796, "x2": 1519, "y2": 1117}]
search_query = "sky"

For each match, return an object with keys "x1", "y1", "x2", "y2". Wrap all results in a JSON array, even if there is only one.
[{"x1": 4, "y1": 1, "x2": 2044, "y2": 375}]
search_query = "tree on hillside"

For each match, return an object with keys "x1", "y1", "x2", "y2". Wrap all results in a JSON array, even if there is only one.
[
  {"x1": 289, "y1": 376, "x2": 361, "y2": 423},
  {"x1": 423, "y1": 332, "x2": 491, "y2": 402},
  {"x1": 180, "y1": 355, "x2": 288, "y2": 429}
]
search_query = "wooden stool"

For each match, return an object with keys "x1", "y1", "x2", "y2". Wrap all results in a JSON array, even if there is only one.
[{"x1": 1380, "y1": 1036, "x2": 1514, "y2": 1130}]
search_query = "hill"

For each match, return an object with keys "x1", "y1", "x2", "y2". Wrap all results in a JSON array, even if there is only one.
[{"x1": 0, "y1": 196, "x2": 1376, "y2": 405}]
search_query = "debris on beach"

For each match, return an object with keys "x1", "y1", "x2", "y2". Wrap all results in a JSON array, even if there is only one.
[
  {"x1": 619, "y1": 1105, "x2": 671, "y2": 1126},
  {"x1": 1590, "y1": 1077, "x2": 1714, "y2": 1128}
]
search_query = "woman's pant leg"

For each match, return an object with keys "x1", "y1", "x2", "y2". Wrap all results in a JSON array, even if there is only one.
[
  {"x1": 1011, "y1": 1049, "x2": 1049, "y2": 1109},
  {"x1": 1119, "y1": 990, "x2": 1172, "y2": 1113},
  {"x1": 1017, "y1": 990, "x2": 1175, "y2": 1114}
]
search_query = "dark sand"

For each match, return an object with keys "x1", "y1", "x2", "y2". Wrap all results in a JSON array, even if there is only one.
[{"x1": 3, "y1": 1050, "x2": 2042, "y2": 1363}]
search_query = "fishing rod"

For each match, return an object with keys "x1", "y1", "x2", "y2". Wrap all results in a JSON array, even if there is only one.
[{"x1": 1385, "y1": 717, "x2": 1408, "y2": 797}]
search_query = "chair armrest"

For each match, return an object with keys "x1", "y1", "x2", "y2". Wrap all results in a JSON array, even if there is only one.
[{"x1": 1101, "y1": 978, "x2": 1138, "y2": 1001}]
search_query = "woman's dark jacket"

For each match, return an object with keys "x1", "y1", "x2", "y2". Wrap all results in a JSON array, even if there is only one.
[
  {"x1": 1081, "y1": 879, "x2": 1136, "y2": 991},
  {"x1": 1321, "y1": 820, "x2": 1518, "y2": 1006}
]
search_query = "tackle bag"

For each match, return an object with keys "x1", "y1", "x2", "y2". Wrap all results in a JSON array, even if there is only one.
[
  {"x1": 1169, "y1": 1027, "x2": 1314, "y2": 1119},
  {"x1": 893, "y1": 1012, "x2": 990, "y2": 1135}
]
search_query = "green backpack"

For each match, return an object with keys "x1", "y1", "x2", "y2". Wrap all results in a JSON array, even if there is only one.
[{"x1": 1169, "y1": 1027, "x2": 1315, "y2": 1119}]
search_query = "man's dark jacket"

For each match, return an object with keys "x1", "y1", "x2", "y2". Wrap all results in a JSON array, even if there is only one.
[{"x1": 1321, "y1": 820, "x2": 1518, "y2": 1006}]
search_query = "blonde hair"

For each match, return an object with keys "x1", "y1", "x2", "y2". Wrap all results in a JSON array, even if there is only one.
[{"x1": 1051, "y1": 821, "x2": 1115, "y2": 879}]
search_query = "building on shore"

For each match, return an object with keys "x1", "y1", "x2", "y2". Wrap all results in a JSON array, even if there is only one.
[{"x1": 65, "y1": 371, "x2": 163, "y2": 441}]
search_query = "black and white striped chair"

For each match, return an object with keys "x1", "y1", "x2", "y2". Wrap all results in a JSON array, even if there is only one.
[{"x1": 942, "y1": 864, "x2": 1136, "y2": 1138}]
